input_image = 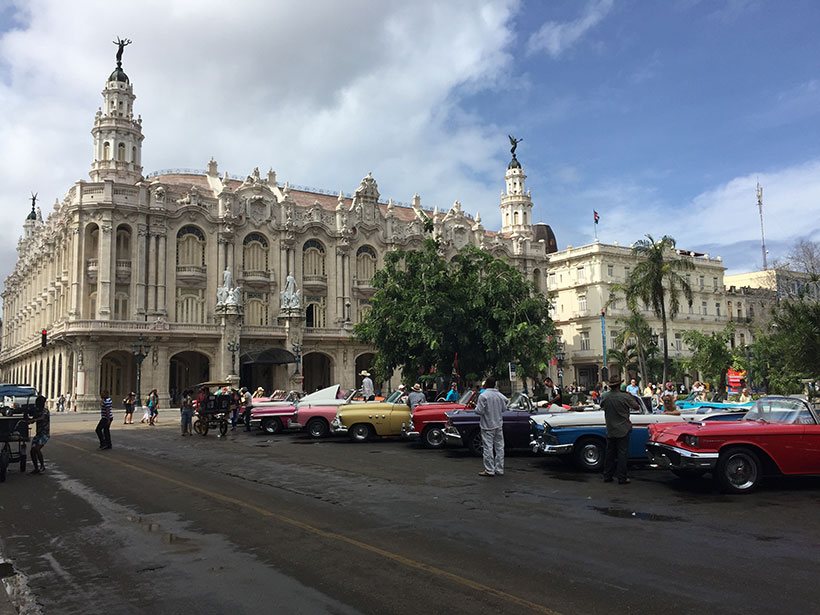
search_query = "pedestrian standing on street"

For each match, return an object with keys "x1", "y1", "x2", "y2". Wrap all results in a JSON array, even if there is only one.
[
  {"x1": 626, "y1": 378, "x2": 641, "y2": 397},
  {"x1": 180, "y1": 389, "x2": 194, "y2": 436},
  {"x1": 445, "y1": 382, "x2": 460, "y2": 402},
  {"x1": 601, "y1": 374, "x2": 639, "y2": 484},
  {"x1": 360, "y1": 370, "x2": 375, "y2": 401},
  {"x1": 123, "y1": 392, "x2": 135, "y2": 424},
  {"x1": 542, "y1": 377, "x2": 563, "y2": 407},
  {"x1": 661, "y1": 382, "x2": 679, "y2": 414},
  {"x1": 28, "y1": 394, "x2": 49, "y2": 474},
  {"x1": 475, "y1": 377, "x2": 508, "y2": 477},
  {"x1": 56, "y1": 393, "x2": 66, "y2": 413},
  {"x1": 241, "y1": 387, "x2": 253, "y2": 432},
  {"x1": 96, "y1": 390, "x2": 114, "y2": 449},
  {"x1": 407, "y1": 383, "x2": 426, "y2": 411},
  {"x1": 229, "y1": 388, "x2": 241, "y2": 430}
]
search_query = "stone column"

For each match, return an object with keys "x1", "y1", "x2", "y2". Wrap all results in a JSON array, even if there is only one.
[
  {"x1": 335, "y1": 248, "x2": 344, "y2": 322},
  {"x1": 69, "y1": 227, "x2": 81, "y2": 318},
  {"x1": 147, "y1": 232, "x2": 157, "y2": 314},
  {"x1": 98, "y1": 221, "x2": 113, "y2": 319},
  {"x1": 157, "y1": 233, "x2": 167, "y2": 315},
  {"x1": 134, "y1": 224, "x2": 147, "y2": 317}
]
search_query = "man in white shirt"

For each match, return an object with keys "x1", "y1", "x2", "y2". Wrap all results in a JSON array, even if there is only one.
[
  {"x1": 360, "y1": 370, "x2": 375, "y2": 401},
  {"x1": 474, "y1": 377, "x2": 508, "y2": 477}
]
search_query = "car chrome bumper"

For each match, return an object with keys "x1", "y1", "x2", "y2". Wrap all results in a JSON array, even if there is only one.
[
  {"x1": 443, "y1": 425, "x2": 462, "y2": 445},
  {"x1": 330, "y1": 418, "x2": 347, "y2": 434},
  {"x1": 646, "y1": 441, "x2": 719, "y2": 470},
  {"x1": 530, "y1": 439, "x2": 573, "y2": 455}
]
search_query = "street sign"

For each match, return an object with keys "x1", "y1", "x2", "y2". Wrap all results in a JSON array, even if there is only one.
[{"x1": 508, "y1": 362, "x2": 517, "y2": 381}]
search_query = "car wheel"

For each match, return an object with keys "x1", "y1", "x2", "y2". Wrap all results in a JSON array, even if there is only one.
[
  {"x1": 306, "y1": 418, "x2": 329, "y2": 439},
  {"x1": 716, "y1": 447, "x2": 761, "y2": 494},
  {"x1": 349, "y1": 423, "x2": 372, "y2": 442},
  {"x1": 671, "y1": 469, "x2": 707, "y2": 480},
  {"x1": 261, "y1": 417, "x2": 283, "y2": 435},
  {"x1": 422, "y1": 425, "x2": 446, "y2": 449},
  {"x1": 466, "y1": 429, "x2": 483, "y2": 457},
  {"x1": 573, "y1": 438, "x2": 605, "y2": 472}
]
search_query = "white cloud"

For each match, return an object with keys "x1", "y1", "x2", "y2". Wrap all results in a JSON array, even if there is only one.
[
  {"x1": 0, "y1": 0, "x2": 522, "y2": 286},
  {"x1": 526, "y1": 0, "x2": 614, "y2": 58}
]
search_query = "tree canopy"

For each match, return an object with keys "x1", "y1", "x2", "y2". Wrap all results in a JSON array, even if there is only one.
[
  {"x1": 682, "y1": 325, "x2": 735, "y2": 398},
  {"x1": 354, "y1": 239, "x2": 555, "y2": 387}
]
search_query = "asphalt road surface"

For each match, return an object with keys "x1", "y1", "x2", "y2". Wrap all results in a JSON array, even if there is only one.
[{"x1": 1, "y1": 413, "x2": 818, "y2": 615}]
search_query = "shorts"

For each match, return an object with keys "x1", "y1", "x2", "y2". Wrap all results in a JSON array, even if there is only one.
[{"x1": 32, "y1": 434, "x2": 50, "y2": 447}]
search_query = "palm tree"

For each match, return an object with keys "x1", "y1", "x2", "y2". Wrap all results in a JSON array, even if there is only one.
[
  {"x1": 613, "y1": 309, "x2": 652, "y2": 384},
  {"x1": 625, "y1": 235, "x2": 694, "y2": 383}
]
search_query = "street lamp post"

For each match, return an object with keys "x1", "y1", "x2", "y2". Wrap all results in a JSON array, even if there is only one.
[
  {"x1": 600, "y1": 309, "x2": 609, "y2": 383},
  {"x1": 556, "y1": 345, "x2": 566, "y2": 391},
  {"x1": 292, "y1": 343, "x2": 303, "y2": 376},
  {"x1": 227, "y1": 339, "x2": 240, "y2": 376},
  {"x1": 131, "y1": 335, "x2": 150, "y2": 407}
]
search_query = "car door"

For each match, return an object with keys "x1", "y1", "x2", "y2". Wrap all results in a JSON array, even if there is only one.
[{"x1": 387, "y1": 403, "x2": 411, "y2": 435}]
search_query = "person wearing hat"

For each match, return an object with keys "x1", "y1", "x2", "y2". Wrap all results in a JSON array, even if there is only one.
[
  {"x1": 252, "y1": 386, "x2": 265, "y2": 399},
  {"x1": 475, "y1": 376, "x2": 508, "y2": 477},
  {"x1": 601, "y1": 374, "x2": 640, "y2": 484},
  {"x1": 360, "y1": 370, "x2": 375, "y2": 401},
  {"x1": 407, "y1": 383, "x2": 426, "y2": 410},
  {"x1": 240, "y1": 387, "x2": 254, "y2": 432}
]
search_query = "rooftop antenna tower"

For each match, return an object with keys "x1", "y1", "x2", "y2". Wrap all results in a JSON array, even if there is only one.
[{"x1": 756, "y1": 182, "x2": 768, "y2": 270}]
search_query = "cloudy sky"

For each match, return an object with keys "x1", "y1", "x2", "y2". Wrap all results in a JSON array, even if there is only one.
[{"x1": 1, "y1": 0, "x2": 819, "y2": 286}]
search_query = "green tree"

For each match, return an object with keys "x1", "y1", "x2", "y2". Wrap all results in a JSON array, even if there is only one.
[
  {"x1": 354, "y1": 239, "x2": 555, "y2": 387},
  {"x1": 682, "y1": 325, "x2": 735, "y2": 399},
  {"x1": 614, "y1": 235, "x2": 694, "y2": 384},
  {"x1": 612, "y1": 309, "x2": 653, "y2": 383}
]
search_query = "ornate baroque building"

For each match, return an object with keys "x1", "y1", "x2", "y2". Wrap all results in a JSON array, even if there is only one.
[{"x1": 0, "y1": 48, "x2": 556, "y2": 410}]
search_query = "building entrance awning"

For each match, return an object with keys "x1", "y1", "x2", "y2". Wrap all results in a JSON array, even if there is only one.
[{"x1": 240, "y1": 347, "x2": 298, "y2": 365}]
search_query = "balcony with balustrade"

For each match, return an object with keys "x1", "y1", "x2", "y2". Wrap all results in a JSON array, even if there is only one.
[
  {"x1": 176, "y1": 264, "x2": 207, "y2": 284},
  {"x1": 302, "y1": 273, "x2": 327, "y2": 292},
  {"x1": 86, "y1": 258, "x2": 98, "y2": 283},
  {"x1": 115, "y1": 259, "x2": 132, "y2": 283}
]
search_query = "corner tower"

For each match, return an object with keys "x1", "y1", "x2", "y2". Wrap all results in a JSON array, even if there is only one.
[
  {"x1": 89, "y1": 37, "x2": 144, "y2": 183},
  {"x1": 499, "y1": 136, "x2": 533, "y2": 237}
]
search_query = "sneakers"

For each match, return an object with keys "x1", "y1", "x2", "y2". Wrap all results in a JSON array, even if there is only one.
[
  {"x1": 478, "y1": 470, "x2": 495, "y2": 477},
  {"x1": 618, "y1": 478, "x2": 631, "y2": 485}
]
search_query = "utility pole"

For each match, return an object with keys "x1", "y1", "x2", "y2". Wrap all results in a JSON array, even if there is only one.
[{"x1": 757, "y1": 183, "x2": 768, "y2": 270}]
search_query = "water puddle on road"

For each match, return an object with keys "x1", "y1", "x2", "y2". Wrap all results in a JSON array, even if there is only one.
[
  {"x1": 0, "y1": 561, "x2": 16, "y2": 578},
  {"x1": 591, "y1": 506, "x2": 686, "y2": 522}
]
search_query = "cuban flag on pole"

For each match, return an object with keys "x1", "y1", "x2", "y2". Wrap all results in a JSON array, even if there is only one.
[{"x1": 593, "y1": 210, "x2": 600, "y2": 224}]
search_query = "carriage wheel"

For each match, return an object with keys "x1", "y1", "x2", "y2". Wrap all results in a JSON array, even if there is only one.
[
  {"x1": 0, "y1": 448, "x2": 9, "y2": 482},
  {"x1": 218, "y1": 419, "x2": 228, "y2": 437}
]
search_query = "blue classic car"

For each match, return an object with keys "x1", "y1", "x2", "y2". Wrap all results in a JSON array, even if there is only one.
[{"x1": 530, "y1": 398, "x2": 748, "y2": 472}]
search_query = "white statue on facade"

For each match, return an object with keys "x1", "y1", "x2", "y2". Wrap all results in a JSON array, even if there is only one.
[
  {"x1": 226, "y1": 286, "x2": 242, "y2": 306},
  {"x1": 280, "y1": 272, "x2": 301, "y2": 309},
  {"x1": 217, "y1": 266, "x2": 235, "y2": 306}
]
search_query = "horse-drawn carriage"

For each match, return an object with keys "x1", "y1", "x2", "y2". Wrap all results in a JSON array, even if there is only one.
[
  {"x1": 192, "y1": 382, "x2": 233, "y2": 437},
  {"x1": 0, "y1": 416, "x2": 29, "y2": 482}
]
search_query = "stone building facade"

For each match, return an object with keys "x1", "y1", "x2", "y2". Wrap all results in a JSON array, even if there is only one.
[{"x1": 0, "y1": 51, "x2": 555, "y2": 410}]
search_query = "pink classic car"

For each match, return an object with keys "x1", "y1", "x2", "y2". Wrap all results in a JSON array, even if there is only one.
[
  {"x1": 249, "y1": 390, "x2": 301, "y2": 434},
  {"x1": 291, "y1": 385, "x2": 358, "y2": 438}
]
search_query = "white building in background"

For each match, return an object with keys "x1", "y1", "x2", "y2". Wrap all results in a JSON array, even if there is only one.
[
  {"x1": 546, "y1": 242, "x2": 776, "y2": 388},
  {"x1": 0, "y1": 45, "x2": 557, "y2": 410}
]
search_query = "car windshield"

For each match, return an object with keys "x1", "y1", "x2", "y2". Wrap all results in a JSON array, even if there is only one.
[
  {"x1": 458, "y1": 390, "x2": 473, "y2": 404},
  {"x1": 508, "y1": 392, "x2": 531, "y2": 411},
  {"x1": 385, "y1": 390, "x2": 403, "y2": 403},
  {"x1": 0, "y1": 386, "x2": 37, "y2": 398},
  {"x1": 745, "y1": 398, "x2": 816, "y2": 425}
]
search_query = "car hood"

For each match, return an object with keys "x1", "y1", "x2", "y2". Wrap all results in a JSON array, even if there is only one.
[{"x1": 649, "y1": 418, "x2": 777, "y2": 440}]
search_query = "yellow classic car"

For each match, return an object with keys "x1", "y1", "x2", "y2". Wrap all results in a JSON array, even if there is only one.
[{"x1": 330, "y1": 390, "x2": 412, "y2": 442}]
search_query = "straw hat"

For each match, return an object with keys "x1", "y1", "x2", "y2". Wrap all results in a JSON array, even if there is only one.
[
  {"x1": 411, "y1": 383, "x2": 422, "y2": 392},
  {"x1": 359, "y1": 370, "x2": 371, "y2": 377}
]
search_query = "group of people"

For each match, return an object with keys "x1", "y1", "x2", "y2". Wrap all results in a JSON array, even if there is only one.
[{"x1": 177, "y1": 385, "x2": 254, "y2": 436}]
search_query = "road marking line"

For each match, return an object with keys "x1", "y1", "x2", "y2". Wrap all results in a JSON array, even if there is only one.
[{"x1": 57, "y1": 440, "x2": 559, "y2": 614}]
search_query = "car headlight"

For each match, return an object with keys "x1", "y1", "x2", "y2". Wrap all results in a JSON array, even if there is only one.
[{"x1": 680, "y1": 434, "x2": 699, "y2": 447}]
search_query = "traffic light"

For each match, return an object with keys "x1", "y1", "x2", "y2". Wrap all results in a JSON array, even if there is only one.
[{"x1": 41, "y1": 329, "x2": 47, "y2": 347}]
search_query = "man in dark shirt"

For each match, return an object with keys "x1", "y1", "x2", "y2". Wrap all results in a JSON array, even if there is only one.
[
  {"x1": 28, "y1": 395, "x2": 49, "y2": 474},
  {"x1": 601, "y1": 375, "x2": 640, "y2": 484}
]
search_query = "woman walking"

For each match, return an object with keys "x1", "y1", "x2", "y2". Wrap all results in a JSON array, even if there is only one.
[
  {"x1": 123, "y1": 392, "x2": 135, "y2": 424},
  {"x1": 180, "y1": 389, "x2": 194, "y2": 436},
  {"x1": 147, "y1": 389, "x2": 159, "y2": 425}
]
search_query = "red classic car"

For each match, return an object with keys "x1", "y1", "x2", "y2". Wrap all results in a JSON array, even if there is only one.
[
  {"x1": 646, "y1": 396, "x2": 820, "y2": 493},
  {"x1": 404, "y1": 390, "x2": 477, "y2": 448}
]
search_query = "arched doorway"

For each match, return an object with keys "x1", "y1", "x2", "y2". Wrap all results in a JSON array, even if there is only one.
[
  {"x1": 239, "y1": 347, "x2": 297, "y2": 395},
  {"x1": 355, "y1": 352, "x2": 376, "y2": 392},
  {"x1": 100, "y1": 350, "x2": 133, "y2": 401},
  {"x1": 302, "y1": 352, "x2": 332, "y2": 393},
  {"x1": 169, "y1": 351, "x2": 210, "y2": 404}
]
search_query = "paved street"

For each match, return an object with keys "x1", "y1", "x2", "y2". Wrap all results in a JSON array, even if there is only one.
[{"x1": 1, "y1": 413, "x2": 819, "y2": 615}]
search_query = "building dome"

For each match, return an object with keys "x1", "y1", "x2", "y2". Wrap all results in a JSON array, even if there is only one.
[
  {"x1": 507, "y1": 156, "x2": 521, "y2": 170},
  {"x1": 26, "y1": 206, "x2": 36, "y2": 221},
  {"x1": 108, "y1": 67, "x2": 129, "y2": 83}
]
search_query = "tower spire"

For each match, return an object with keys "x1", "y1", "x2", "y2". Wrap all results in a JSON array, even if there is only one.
[
  {"x1": 89, "y1": 37, "x2": 144, "y2": 184},
  {"x1": 499, "y1": 135, "x2": 533, "y2": 237}
]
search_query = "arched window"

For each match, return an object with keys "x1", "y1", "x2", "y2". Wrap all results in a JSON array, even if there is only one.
[
  {"x1": 358, "y1": 303, "x2": 372, "y2": 324},
  {"x1": 243, "y1": 233, "x2": 269, "y2": 276},
  {"x1": 356, "y1": 245, "x2": 377, "y2": 285},
  {"x1": 88, "y1": 226, "x2": 100, "y2": 255},
  {"x1": 175, "y1": 289, "x2": 205, "y2": 324},
  {"x1": 131, "y1": 146, "x2": 137, "y2": 164},
  {"x1": 117, "y1": 142, "x2": 126, "y2": 161},
  {"x1": 305, "y1": 299, "x2": 326, "y2": 328},
  {"x1": 176, "y1": 226, "x2": 206, "y2": 269},
  {"x1": 115, "y1": 227, "x2": 131, "y2": 260},
  {"x1": 88, "y1": 291, "x2": 98, "y2": 320},
  {"x1": 103, "y1": 142, "x2": 111, "y2": 161},
  {"x1": 532, "y1": 268, "x2": 541, "y2": 292},
  {"x1": 303, "y1": 239, "x2": 326, "y2": 277},
  {"x1": 245, "y1": 292, "x2": 269, "y2": 326},
  {"x1": 513, "y1": 211, "x2": 519, "y2": 225}
]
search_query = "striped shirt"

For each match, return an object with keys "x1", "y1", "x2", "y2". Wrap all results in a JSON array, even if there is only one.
[{"x1": 101, "y1": 397, "x2": 113, "y2": 419}]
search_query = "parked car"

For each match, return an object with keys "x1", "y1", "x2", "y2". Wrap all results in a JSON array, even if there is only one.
[
  {"x1": 330, "y1": 391, "x2": 410, "y2": 442},
  {"x1": 0, "y1": 384, "x2": 39, "y2": 416},
  {"x1": 676, "y1": 392, "x2": 754, "y2": 413},
  {"x1": 646, "y1": 395, "x2": 820, "y2": 493},
  {"x1": 246, "y1": 390, "x2": 301, "y2": 432},
  {"x1": 530, "y1": 397, "x2": 748, "y2": 472},
  {"x1": 404, "y1": 389, "x2": 478, "y2": 449},
  {"x1": 290, "y1": 385, "x2": 359, "y2": 438},
  {"x1": 442, "y1": 392, "x2": 549, "y2": 455}
]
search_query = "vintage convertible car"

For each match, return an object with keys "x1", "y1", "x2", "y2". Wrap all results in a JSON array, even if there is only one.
[
  {"x1": 289, "y1": 385, "x2": 360, "y2": 438},
  {"x1": 330, "y1": 390, "x2": 410, "y2": 441},
  {"x1": 676, "y1": 392, "x2": 754, "y2": 413},
  {"x1": 646, "y1": 396, "x2": 820, "y2": 493},
  {"x1": 443, "y1": 393, "x2": 550, "y2": 455},
  {"x1": 530, "y1": 397, "x2": 748, "y2": 472},
  {"x1": 404, "y1": 389, "x2": 478, "y2": 449}
]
